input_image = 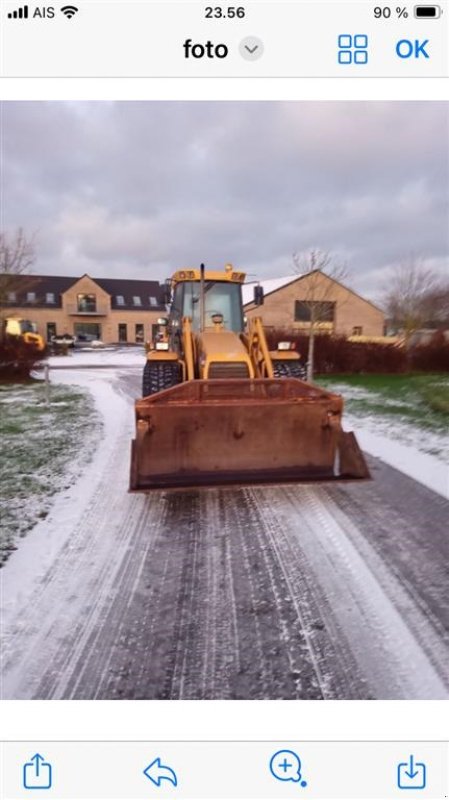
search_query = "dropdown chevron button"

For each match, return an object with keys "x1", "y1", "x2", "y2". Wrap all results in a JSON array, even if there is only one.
[{"x1": 239, "y1": 36, "x2": 264, "y2": 60}]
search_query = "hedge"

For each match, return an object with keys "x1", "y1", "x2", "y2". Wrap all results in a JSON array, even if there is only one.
[{"x1": 264, "y1": 330, "x2": 449, "y2": 374}]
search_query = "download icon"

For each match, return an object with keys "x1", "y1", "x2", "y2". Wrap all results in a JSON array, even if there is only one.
[{"x1": 397, "y1": 755, "x2": 426, "y2": 790}]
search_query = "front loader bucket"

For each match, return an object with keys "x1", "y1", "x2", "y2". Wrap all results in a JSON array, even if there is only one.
[{"x1": 130, "y1": 379, "x2": 370, "y2": 491}]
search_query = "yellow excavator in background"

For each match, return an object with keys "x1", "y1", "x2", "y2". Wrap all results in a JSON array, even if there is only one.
[
  {"x1": 1, "y1": 317, "x2": 45, "y2": 351},
  {"x1": 130, "y1": 264, "x2": 370, "y2": 491}
]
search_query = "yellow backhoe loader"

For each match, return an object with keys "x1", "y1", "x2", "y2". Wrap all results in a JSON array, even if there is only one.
[
  {"x1": 1, "y1": 317, "x2": 45, "y2": 351},
  {"x1": 130, "y1": 264, "x2": 370, "y2": 491}
]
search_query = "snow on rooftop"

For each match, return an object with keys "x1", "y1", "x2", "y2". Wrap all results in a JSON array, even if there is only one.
[{"x1": 242, "y1": 275, "x2": 298, "y2": 306}]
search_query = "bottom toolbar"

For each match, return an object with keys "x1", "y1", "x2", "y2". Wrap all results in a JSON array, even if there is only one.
[{"x1": 1, "y1": 741, "x2": 448, "y2": 799}]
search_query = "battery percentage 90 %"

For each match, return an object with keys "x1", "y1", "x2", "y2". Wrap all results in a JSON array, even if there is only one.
[{"x1": 374, "y1": 6, "x2": 409, "y2": 17}]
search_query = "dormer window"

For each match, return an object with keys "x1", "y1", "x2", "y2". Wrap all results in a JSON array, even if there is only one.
[
  {"x1": 27, "y1": 292, "x2": 36, "y2": 303},
  {"x1": 77, "y1": 293, "x2": 96, "y2": 312},
  {"x1": 116, "y1": 295, "x2": 125, "y2": 306},
  {"x1": 7, "y1": 291, "x2": 16, "y2": 303},
  {"x1": 46, "y1": 292, "x2": 55, "y2": 304},
  {"x1": 149, "y1": 296, "x2": 157, "y2": 307},
  {"x1": 133, "y1": 296, "x2": 142, "y2": 306}
]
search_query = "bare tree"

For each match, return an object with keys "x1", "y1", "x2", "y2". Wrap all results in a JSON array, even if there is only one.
[
  {"x1": 383, "y1": 256, "x2": 441, "y2": 344},
  {"x1": 292, "y1": 249, "x2": 348, "y2": 380},
  {"x1": 0, "y1": 228, "x2": 37, "y2": 310},
  {"x1": 419, "y1": 284, "x2": 449, "y2": 328}
]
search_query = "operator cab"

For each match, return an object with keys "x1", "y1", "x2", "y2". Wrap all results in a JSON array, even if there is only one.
[
  {"x1": 171, "y1": 280, "x2": 244, "y2": 333},
  {"x1": 5, "y1": 318, "x2": 37, "y2": 336}
]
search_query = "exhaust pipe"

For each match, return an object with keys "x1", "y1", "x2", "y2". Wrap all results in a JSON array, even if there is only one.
[{"x1": 200, "y1": 262, "x2": 205, "y2": 333}]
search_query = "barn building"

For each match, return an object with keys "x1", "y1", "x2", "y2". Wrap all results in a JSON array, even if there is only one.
[{"x1": 243, "y1": 271, "x2": 385, "y2": 337}]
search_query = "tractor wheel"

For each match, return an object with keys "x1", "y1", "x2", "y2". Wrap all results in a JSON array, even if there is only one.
[
  {"x1": 142, "y1": 361, "x2": 181, "y2": 397},
  {"x1": 272, "y1": 360, "x2": 307, "y2": 380}
]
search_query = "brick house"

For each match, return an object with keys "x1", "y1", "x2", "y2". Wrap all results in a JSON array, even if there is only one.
[
  {"x1": 1, "y1": 273, "x2": 166, "y2": 344},
  {"x1": 243, "y1": 271, "x2": 385, "y2": 337}
]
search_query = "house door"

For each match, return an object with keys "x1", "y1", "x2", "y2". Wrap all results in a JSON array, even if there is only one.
[{"x1": 46, "y1": 322, "x2": 57, "y2": 342}]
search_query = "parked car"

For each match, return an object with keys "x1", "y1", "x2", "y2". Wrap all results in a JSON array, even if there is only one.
[
  {"x1": 74, "y1": 333, "x2": 104, "y2": 348},
  {"x1": 51, "y1": 333, "x2": 76, "y2": 348}
]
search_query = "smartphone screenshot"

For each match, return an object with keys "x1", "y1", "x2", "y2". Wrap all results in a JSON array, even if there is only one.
[{"x1": 0, "y1": 1, "x2": 448, "y2": 798}]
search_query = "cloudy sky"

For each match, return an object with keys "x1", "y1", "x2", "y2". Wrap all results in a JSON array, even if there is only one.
[{"x1": 1, "y1": 101, "x2": 448, "y2": 300}]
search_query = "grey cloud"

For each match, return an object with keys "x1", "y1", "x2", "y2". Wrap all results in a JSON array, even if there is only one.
[{"x1": 1, "y1": 101, "x2": 448, "y2": 298}]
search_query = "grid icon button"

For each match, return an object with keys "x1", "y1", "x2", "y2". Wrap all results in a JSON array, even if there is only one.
[{"x1": 337, "y1": 34, "x2": 369, "y2": 65}]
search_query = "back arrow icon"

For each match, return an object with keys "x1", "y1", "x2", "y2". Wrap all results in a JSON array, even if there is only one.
[{"x1": 143, "y1": 757, "x2": 178, "y2": 787}]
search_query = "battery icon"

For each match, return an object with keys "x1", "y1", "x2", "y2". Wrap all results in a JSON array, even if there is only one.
[{"x1": 414, "y1": 5, "x2": 441, "y2": 17}]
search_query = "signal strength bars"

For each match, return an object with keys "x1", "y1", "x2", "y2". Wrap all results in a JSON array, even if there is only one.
[{"x1": 8, "y1": 4, "x2": 28, "y2": 18}]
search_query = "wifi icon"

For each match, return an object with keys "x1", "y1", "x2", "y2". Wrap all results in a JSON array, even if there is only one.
[{"x1": 61, "y1": 5, "x2": 78, "y2": 18}]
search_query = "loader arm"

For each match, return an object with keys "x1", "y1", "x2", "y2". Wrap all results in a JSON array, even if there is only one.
[{"x1": 247, "y1": 317, "x2": 274, "y2": 378}]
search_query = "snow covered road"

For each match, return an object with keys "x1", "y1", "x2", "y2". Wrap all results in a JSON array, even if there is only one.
[{"x1": 1, "y1": 362, "x2": 448, "y2": 699}]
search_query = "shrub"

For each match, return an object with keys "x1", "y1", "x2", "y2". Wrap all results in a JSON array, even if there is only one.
[
  {"x1": 265, "y1": 330, "x2": 406, "y2": 374},
  {"x1": 264, "y1": 329, "x2": 449, "y2": 374},
  {"x1": 0, "y1": 338, "x2": 46, "y2": 380},
  {"x1": 409, "y1": 331, "x2": 449, "y2": 372}
]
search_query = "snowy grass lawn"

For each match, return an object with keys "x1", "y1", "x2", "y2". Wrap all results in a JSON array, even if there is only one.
[
  {"x1": 0, "y1": 380, "x2": 100, "y2": 565},
  {"x1": 317, "y1": 373, "x2": 449, "y2": 462}
]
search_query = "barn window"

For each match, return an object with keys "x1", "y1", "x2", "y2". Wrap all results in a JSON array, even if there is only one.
[{"x1": 294, "y1": 301, "x2": 335, "y2": 322}]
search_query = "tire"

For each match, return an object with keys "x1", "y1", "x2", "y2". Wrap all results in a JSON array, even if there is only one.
[
  {"x1": 272, "y1": 360, "x2": 307, "y2": 380},
  {"x1": 142, "y1": 361, "x2": 181, "y2": 397}
]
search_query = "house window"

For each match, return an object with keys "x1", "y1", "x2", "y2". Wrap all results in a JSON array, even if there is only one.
[
  {"x1": 133, "y1": 296, "x2": 142, "y2": 306},
  {"x1": 7, "y1": 291, "x2": 16, "y2": 303},
  {"x1": 294, "y1": 301, "x2": 335, "y2": 323},
  {"x1": 46, "y1": 292, "x2": 55, "y2": 304},
  {"x1": 352, "y1": 326, "x2": 363, "y2": 336},
  {"x1": 27, "y1": 292, "x2": 36, "y2": 303},
  {"x1": 74, "y1": 322, "x2": 101, "y2": 340},
  {"x1": 118, "y1": 323, "x2": 128, "y2": 342},
  {"x1": 135, "y1": 324, "x2": 144, "y2": 343},
  {"x1": 116, "y1": 295, "x2": 125, "y2": 306},
  {"x1": 149, "y1": 296, "x2": 157, "y2": 307},
  {"x1": 77, "y1": 293, "x2": 96, "y2": 312}
]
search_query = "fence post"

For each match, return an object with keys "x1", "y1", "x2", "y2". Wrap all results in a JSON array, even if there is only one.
[{"x1": 44, "y1": 364, "x2": 50, "y2": 405}]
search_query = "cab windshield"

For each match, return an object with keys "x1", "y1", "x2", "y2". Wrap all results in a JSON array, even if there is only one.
[
  {"x1": 177, "y1": 281, "x2": 244, "y2": 333},
  {"x1": 20, "y1": 320, "x2": 36, "y2": 333}
]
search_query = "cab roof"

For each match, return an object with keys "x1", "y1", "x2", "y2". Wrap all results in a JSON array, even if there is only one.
[{"x1": 171, "y1": 265, "x2": 246, "y2": 284}]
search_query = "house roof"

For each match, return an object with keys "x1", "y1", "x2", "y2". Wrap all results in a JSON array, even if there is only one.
[
  {"x1": 243, "y1": 270, "x2": 384, "y2": 315},
  {"x1": 241, "y1": 275, "x2": 298, "y2": 306},
  {"x1": 1, "y1": 273, "x2": 165, "y2": 311},
  {"x1": 94, "y1": 277, "x2": 162, "y2": 310}
]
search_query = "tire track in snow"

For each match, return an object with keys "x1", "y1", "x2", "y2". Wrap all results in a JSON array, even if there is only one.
[
  {"x1": 272, "y1": 485, "x2": 448, "y2": 698},
  {"x1": 243, "y1": 488, "x2": 368, "y2": 699},
  {"x1": 328, "y1": 474, "x2": 449, "y2": 658},
  {"x1": 2, "y1": 366, "x2": 448, "y2": 700},
  {"x1": 1, "y1": 398, "x2": 166, "y2": 699}
]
